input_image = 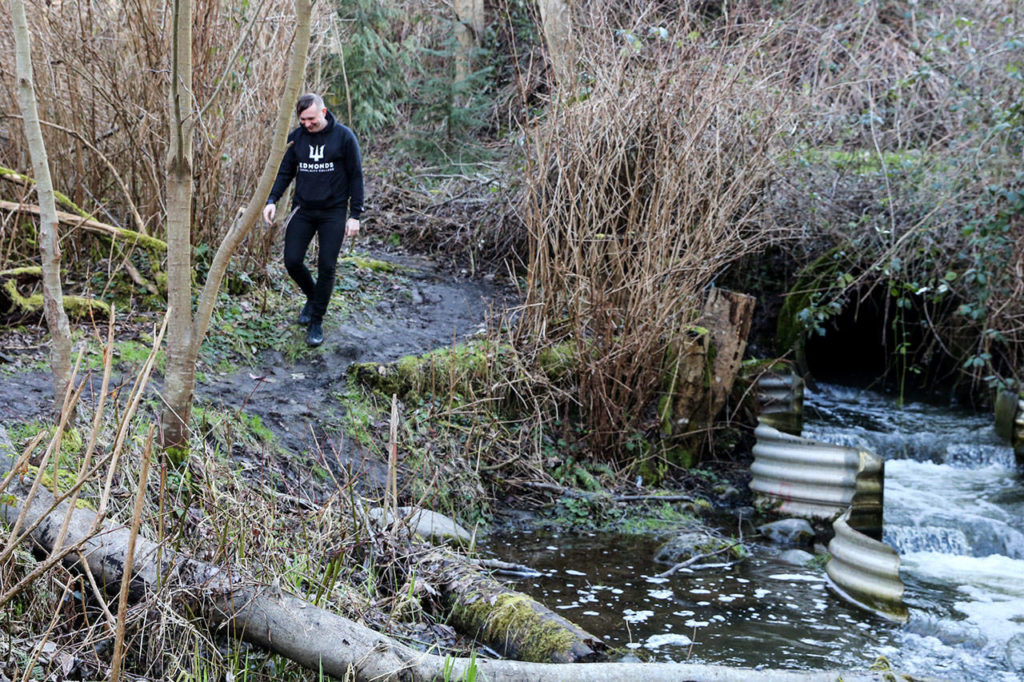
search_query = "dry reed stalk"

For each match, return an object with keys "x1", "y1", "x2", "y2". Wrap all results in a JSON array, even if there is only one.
[
  {"x1": 0, "y1": 431, "x2": 46, "y2": 498},
  {"x1": 17, "y1": 576, "x2": 73, "y2": 682},
  {"x1": 389, "y1": 393, "x2": 400, "y2": 521},
  {"x1": 0, "y1": 313, "x2": 135, "y2": 612},
  {"x1": 0, "y1": 372, "x2": 85, "y2": 560},
  {"x1": 93, "y1": 309, "x2": 167, "y2": 528},
  {"x1": 109, "y1": 424, "x2": 155, "y2": 682},
  {"x1": 515, "y1": 10, "x2": 789, "y2": 457}
]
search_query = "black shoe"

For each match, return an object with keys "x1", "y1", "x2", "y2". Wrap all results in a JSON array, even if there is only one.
[
  {"x1": 297, "y1": 301, "x2": 313, "y2": 326},
  {"x1": 306, "y1": 323, "x2": 324, "y2": 347}
]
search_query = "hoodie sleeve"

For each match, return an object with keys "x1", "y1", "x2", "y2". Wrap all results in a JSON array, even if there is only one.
[
  {"x1": 267, "y1": 133, "x2": 298, "y2": 204},
  {"x1": 345, "y1": 130, "x2": 364, "y2": 218}
]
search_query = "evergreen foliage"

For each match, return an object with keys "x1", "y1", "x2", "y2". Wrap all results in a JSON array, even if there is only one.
[
  {"x1": 329, "y1": 0, "x2": 408, "y2": 136},
  {"x1": 398, "y1": 30, "x2": 496, "y2": 165}
]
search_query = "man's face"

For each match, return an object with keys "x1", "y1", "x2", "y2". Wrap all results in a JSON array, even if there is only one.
[{"x1": 298, "y1": 104, "x2": 327, "y2": 133}]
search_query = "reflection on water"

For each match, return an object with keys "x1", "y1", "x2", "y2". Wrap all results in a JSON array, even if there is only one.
[
  {"x1": 481, "y1": 384, "x2": 1024, "y2": 680},
  {"x1": 484, "y1": 528, "x2": 895, "y2": 668}
]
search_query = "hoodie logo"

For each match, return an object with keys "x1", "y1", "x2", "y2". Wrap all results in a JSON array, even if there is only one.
[{"x1": 309, "y1": 145, "x2": 324, "y2": 162}]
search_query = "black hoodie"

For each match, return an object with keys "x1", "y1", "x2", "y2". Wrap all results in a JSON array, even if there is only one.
[{"x1": 267, "y1": 111, "x2": 364, "y2": 218}]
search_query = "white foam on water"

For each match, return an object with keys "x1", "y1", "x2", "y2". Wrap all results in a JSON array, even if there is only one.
[
  {"x1": 623, "y1": 609, "x2": 654, "y2": 624},
  {"x1": 902, "y1": 552, "x2": 1024, "y2": 653},
  {"x1": 646, "y1": 633, "x2": 693, "y2": 648}
]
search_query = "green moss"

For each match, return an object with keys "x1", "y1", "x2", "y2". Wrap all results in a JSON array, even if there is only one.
[
  {"x1": 617, "y1": 501, "x2": 697, "y2": 534},
  {"x1": 452, "y1": 593, "x2": 576, "y2": 663},
  {"x1": 536, "y1": 342, "x2": 576, "y2": 381},
  {"x1": 165, "y1": 445, "x2": 189, "y2": 469},
  {"x1": 776, "y1": 246, "x2": 852, "y2": 354},
  {"x1": 3, "y1": 278, "x2": 111, "y2": 318},
  {"x1": 661, "y1": 444, "x2": 697, "y2": 469},
  {"x1": 349, "y1": 339, "x2": 504, "y2": 401},
  {"x1": 797, "y1": 147, "x2": 926, "y2": 175},
  {"x1": 23, "y1": 464, "x2": 94, "y2": 510},
  {"x1": 339, "y1": 255, "x2": 402, "y2": 273},
  {"x1": 64, "y1": 295, "x2": 111, "y2": 316},
  {"x1": 235, "y1": 411, "x2": 275, "y2": 443},
  {"x1": 193, "y1": 404, "x2": 283, "y2": 462},
  {"x1": 0, "y1": 266, "x2": 43, "y2": 277},
  {"x1": 336, "y1": 381, "x2": 380, "y2": 448}
]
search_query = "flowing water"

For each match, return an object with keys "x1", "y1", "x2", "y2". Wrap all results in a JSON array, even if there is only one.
[{"x1": 482, "y1": 384, "x2": 1024, "y2": 680}]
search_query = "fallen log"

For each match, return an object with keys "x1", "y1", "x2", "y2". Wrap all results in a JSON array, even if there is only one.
[
  {"x1": 0, "y1": 198, "x2": 164, "y2": 294},
  {"x1": 418, "y1": 547, "x2": 605, "y2": 663},
  {"x1": 0, "y1": 200, "x2": 166, "y2": 253},
  {"x1": 0, "y1": 428, "x2": 914, "y2": 682},
  {"x1": 1, "y1": 266, "x2": 111, "y2": 318}
]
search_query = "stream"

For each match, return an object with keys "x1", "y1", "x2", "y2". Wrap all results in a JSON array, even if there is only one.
[{"x1": 482, "y1": 384, "x2": 1024, "y2": 680}]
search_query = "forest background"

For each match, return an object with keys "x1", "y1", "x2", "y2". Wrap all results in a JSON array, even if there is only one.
[{"x1": 0, "y1": 0, "x2": 1021, "y2": 679}]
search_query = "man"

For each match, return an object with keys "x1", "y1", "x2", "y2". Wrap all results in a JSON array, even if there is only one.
[{"x1": 263, "y1": 93, "x2": 364, "y2": 347}]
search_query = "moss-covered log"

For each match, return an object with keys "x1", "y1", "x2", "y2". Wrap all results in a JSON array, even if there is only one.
[
  {"x1": 1, "y1": 267, "x2": 111, "y2": 318},
  {"x1": 0, "y1": 199, "x2": 166, "y2": 253},
  {"x1": 349, "y1": 339, "x2": 511, "y2": 400},
  {"x1": 418, "y1": 547, "x2": 605, "y2": 663},
  {"x1": 0, "y1": 196, "x2": 165, "y2": 294},
  {"x1": 339, "y1": 255, "x2": 402, "y2": 273}
]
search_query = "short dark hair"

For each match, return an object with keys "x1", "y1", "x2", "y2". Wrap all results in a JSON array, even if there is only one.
[{"x1": 296, "y1": 93, "x2": 324, "y2": 117}]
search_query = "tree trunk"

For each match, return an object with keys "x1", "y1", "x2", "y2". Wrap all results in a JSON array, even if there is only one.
[
  {"x1": 699, "y1": 288, "x2": 757, "y2": 422},
  {"x1": 537, "y1": 0, "x2": 573, "y2": 90},
  {"x1": 160, "y1": 0, "x2": 312, "y2": 457},
  {"x1": 161, "y1": 0, "x2": 197, "y2": 454},
  {"x1": 454, "y1": 0, "x2": 485, "y2": 85},
  {"x1": 11, "y1": 0, "x2": 74, "y2": 414}
]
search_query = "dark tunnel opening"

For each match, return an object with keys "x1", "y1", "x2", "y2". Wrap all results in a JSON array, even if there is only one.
[{"x1": 802, "y1": 287, "x2": 966, "y2": 402}]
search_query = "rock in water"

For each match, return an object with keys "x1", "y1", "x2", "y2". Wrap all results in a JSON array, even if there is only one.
[
  {"x1": 778, "y1": 549, "x2": 815, "y2": 567},
  {"x1": 654, "y1": 532, "x2": 738, "y2": 564},
  {"x1": 757, "y1": 518, "x2": 814, "y2": 547},
  {"x1": 1007, "y1": 633, "x2": 1024, "y2": 672}
]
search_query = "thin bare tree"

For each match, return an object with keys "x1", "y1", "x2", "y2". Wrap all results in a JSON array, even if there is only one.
[
  {"x1": 160, "y1": 0, "x2": 313, "y2": 456},
  {"x1": 10, "y1": 0, "x2": 73, "y2": 413}
]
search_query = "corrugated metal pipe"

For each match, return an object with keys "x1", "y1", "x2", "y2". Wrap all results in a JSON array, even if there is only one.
[
  {"x1": 750, "y1": 422, "x2": 905, "y2": 621},
  {"x1": 750, "y1": 423, "x2": 882, "y2": 536},
  {"x1": 755, "y1": 372, "x2": 804, "y2": 435},
  {"x1": 826, "y1": 510, "x2": 908, "y2": 623},
  {"x1": 994, "y1": 390, "x2": 1024, "y2": 465}
]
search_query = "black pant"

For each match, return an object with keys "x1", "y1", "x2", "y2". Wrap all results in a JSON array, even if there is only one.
[{"x1": 283, "y1": 207, "x2": 347, "y2": 324}]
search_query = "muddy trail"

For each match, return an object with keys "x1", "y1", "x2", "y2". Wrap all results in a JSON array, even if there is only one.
[
  {"x1": 0, "y1": 248, "x2": 510, "y2": 491},
  {"x1": 198, "y1": 251, "x2": 509, "y2": 487}
]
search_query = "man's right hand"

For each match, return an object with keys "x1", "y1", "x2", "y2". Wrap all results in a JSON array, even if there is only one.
[{"x1": 262, "y1": 203, "x2": 276, "y2": 224}]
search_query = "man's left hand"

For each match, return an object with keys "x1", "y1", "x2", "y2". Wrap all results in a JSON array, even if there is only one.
[{"x1": 346, "y1": 218, "x2": 360, "y2": 238}]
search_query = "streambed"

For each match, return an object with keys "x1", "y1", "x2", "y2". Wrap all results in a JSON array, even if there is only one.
[{"x1": 482, "y1": 384, "x2": 1024, "y2": 680}]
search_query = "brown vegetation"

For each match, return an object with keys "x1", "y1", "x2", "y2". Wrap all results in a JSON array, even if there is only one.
[
  {"x1": 1, "y1": 0, "x2": 1022, "y2": 679},
  {"x1": 511, "y1": 9, "x2": 792, "y2": 460},
  {"x1": 0, "y1": 0, "x2": 333, "y2": 262}
]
